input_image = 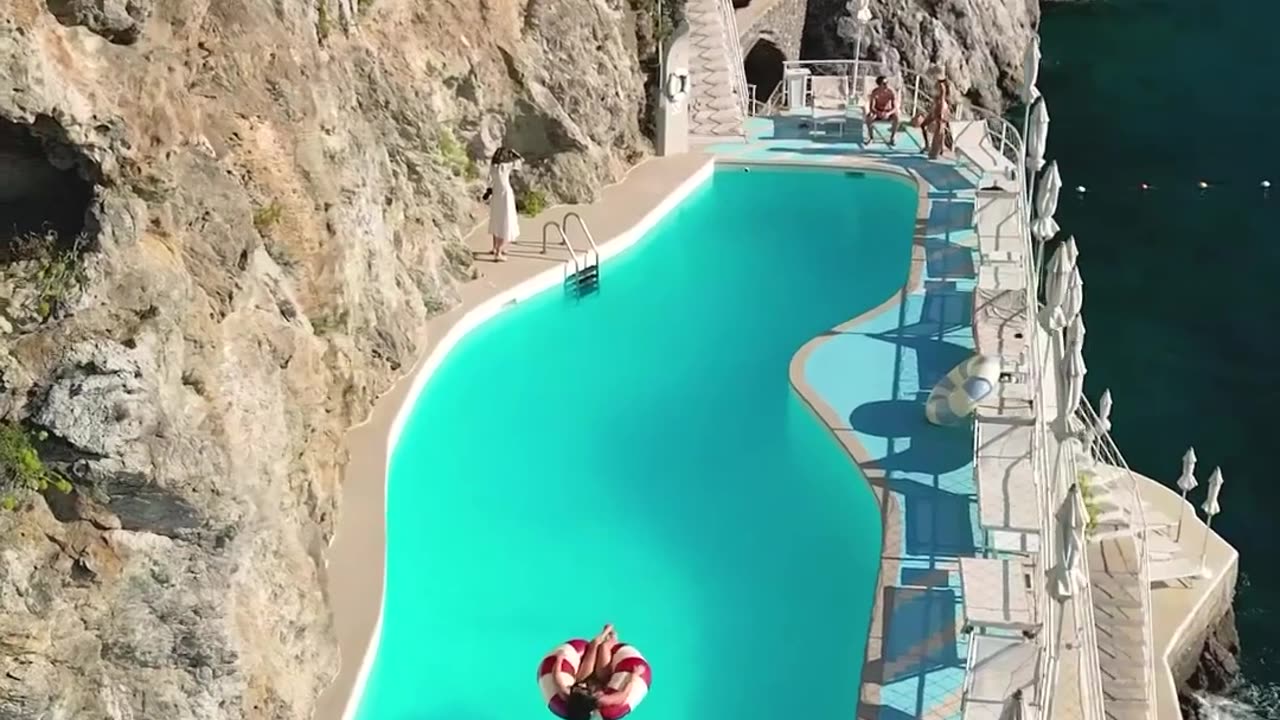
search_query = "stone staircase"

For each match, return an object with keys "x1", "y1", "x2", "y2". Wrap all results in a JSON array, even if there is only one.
[
  {"x1": 683, "y1": 0, "x2": 747, "y2": 141},
  {"x1": 1088, "y1": 536, "x2": 1155, "y2": 720}
]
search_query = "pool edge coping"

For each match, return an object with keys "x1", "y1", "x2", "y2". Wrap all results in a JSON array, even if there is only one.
[
  {"x1": 317, "y1": 154, "x2": 717, "y2": 720},
  {"x1": 319, "y1": 154, "x2": 928, "y2": 720},
  {"x1": 781, "y1": 158, "x2": 932, "y2": 717}
]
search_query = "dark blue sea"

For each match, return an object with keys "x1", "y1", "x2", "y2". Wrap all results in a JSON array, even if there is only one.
[{"x1": 1041, "y1": 0, "x2": 1280, "y2": 715}]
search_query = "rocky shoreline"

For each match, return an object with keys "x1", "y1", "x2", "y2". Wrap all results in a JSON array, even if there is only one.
[{"x1": 1179, "y1": 606, "x2": 1244, "y2": 720}]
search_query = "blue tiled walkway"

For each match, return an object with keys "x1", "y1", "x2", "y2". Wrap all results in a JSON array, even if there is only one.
[{"x1": 708, "y1": 117, "x2": 988, "y2": 720}]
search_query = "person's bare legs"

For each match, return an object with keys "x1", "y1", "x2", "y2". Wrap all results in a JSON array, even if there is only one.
[
  {"x1": 928, "y1": 123, "x2": 945, "y2": 159},
  {"x1": 575, "y1": 624, "x2": 615, "y2": 683},
  {"x1": 888, "y1": 114, "x2": 900, "y2": 146},
  {"x1": 593, "y1": 628, "x2": 618, "y2": 684}
]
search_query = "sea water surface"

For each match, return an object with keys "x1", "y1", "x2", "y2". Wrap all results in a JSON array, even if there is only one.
[
  {"x1": 1041, "y1": 0, "x2": 1280, "y2": 714},
  {"x1": 354, "y1": 167, "x2": 917, "y2": 720}
]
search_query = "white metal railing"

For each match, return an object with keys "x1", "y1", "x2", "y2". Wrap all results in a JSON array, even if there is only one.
[
  {"x1": 1076, "y1": 397, "x2": 1158, "y2": 718},
  {"x1": 541, "y1": 221, "x2": 582, "y2": 274},
  {"x1": 777, "y1": 59, "x2": 1025, "y2": 171},
  {"x1": 1063, "y1": 440, "x2": 1109, "y2": 720},
  {"x1": 1020, "y1": 173, "x2": 1062, "y2": 720},
  {"x1": 716, "y1": 0, "x2": 750, "y2": 119},
  {"x1": 562, "y1": 212, "x2": 600, "y2": 268}
]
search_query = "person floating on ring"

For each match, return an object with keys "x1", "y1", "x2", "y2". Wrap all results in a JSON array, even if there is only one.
[{"x1": 537, "y1": 624, "x2": 652, "y2": 719}]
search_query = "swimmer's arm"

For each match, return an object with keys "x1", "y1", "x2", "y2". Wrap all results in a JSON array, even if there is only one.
[{"x1": 596, "y1": 675, "x2": 639, "y2": 705}]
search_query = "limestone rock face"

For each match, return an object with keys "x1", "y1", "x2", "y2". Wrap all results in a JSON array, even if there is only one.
[
  {"x1": 0, "y1": 0, "x2": 650, "y2": 718},
  {"x1": 802, "y1": 0, "x2": 1041, "y2": 110}
]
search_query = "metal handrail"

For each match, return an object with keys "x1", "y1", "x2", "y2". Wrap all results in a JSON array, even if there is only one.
[
  {"x1": 562, "y1": 212, "x2": 600, "y2": 269},
  {"x1": 540, "y1": 221, "x2": 581, "y2": 274},
  {"x1": 1076, "y1": 397, "x2": 1158, "y2": 718},
  {"x1": 715, "y1": 0, "x2": 750, "y2": 120},
  {"x1": 1064, "y1": 439, "x2": 1110, "y2": 720}
]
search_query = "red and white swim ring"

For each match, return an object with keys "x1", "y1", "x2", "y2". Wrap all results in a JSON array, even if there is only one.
[{"x1": 537, "y1": 639, "x2": 652, "y2": 719}]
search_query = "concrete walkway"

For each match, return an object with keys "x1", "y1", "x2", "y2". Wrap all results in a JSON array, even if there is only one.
[{"x1": 315, "y1": 152, "x2": 713, "y2": 720}]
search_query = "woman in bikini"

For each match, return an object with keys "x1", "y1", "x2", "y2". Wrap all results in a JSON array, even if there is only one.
[
  {"x1": 917, "y1": 78, "x2": 954, "y2": 159},
  {"x1": 557, "y1": 624, "x2": 642, "y2": 720}
]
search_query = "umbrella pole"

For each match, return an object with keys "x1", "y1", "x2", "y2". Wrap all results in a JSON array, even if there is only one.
[
  {"x1": 1197, "y1": 512, "x2": 1216, "y2": 578},
  {"x1": 1176, "y1": 488, "x2": 1188, "y2": 542}
]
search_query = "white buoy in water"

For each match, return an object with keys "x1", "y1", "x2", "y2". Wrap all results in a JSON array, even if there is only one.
[
  {"x1": 1075, "y1": 185, "x2": 1087, "y2": 194},
  {"x1": 1198, "y1": 180, "x2": 1210, "y2": 189},
  {"x1": 1262, "y1": 180, "x2": 1272, "y2": 189}
]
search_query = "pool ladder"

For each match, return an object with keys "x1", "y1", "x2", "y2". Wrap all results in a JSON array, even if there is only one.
[{"x1": 542, "y1": 212, "x2": 601, "y2": 297}]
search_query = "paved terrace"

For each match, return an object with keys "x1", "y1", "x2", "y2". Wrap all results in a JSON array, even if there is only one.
[
  {"x1": 706, "y1": 117, "x2": 1094, "y2": 720},
  {"x1": 320, "y1": 111, "x2": 1240, "y2": 720}
]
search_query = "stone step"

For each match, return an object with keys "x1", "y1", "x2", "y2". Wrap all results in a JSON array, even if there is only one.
[{"x1": 1104, "y1": 699, "x2": 1152, "y2": 720}]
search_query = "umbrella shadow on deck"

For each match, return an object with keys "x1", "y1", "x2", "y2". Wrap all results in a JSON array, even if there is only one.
[
  {"x1": 850, "y1": 397, "x2": 976, "y2": 558},
  {"x1": 893, "y1": 156, "x2": 980, "y2": 193}
]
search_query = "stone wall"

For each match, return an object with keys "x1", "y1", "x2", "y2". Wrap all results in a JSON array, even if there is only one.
[
  {"x1": 1168, "y1": 559, "x2": 1241, "y2": 720},
  {"x1": 739, "y1": 0, "x2": 806, "y2": 60}
]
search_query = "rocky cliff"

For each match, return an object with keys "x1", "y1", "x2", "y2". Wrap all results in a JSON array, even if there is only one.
[
  {"x1": 0, "y1": 1, "x2": 654, "y2": 717},
  {"x1": 0, "y1": 1, "x2": 1035, "y2": 719},
  {"x1": 1179, "y1": 606, "x2": 1243, "y2": 720},
  {"x1": 803, "y1": 0, "x2": 1040, "y2": 110}
]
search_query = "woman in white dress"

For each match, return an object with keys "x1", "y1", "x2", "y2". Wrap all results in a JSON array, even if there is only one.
[{"x1": 482, "y1": 146, "x2": 522, "y2": 261}]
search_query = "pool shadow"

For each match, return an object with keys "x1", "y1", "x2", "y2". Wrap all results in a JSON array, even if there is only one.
[
  {"x1": 850, "y1": 400, "x2": 971, "y2": 477},
  {"x1": 890, "y1": 282, "x2": 973, "y2": 340},
  {"x1": 873, "y1": 586, "x2": 961, "y2": 683},
  {"x1": 923, "y1": 197, "x2": 976, "y2": 238},
  {"x1": 849, "y1": 397, "x2": 975, "y2": 558},
  {"x1": 894, "y1": 156, "x2": 979, "y2": 192}
]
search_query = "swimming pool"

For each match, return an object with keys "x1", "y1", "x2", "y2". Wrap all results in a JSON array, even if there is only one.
[{"x1": 354, "y1": 165, "x2": 919, "y2": 720}]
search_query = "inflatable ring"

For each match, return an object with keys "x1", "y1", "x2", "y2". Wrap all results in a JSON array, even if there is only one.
[
  {"x1": 925, "y1": 353, "x2": 1001, "y2": 426},
  {"x1": 537, "y1": 639, "x2": 652, "y2": 719}
]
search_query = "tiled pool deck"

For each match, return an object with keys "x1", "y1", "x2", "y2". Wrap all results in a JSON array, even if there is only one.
[{"x1": 709, "y1": 117, "x2": 990, "y2": 720}]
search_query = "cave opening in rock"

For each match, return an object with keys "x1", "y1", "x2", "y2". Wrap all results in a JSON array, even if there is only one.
[
  {"x1": 744, "y1": 40, "x2": 786, "y2": 107},
  {"x1": 732, "y1": 0, "x2": 752, "y2": 8},
  {"x1": 0, "y1": 117, "x2": 96, "y2": 259}
]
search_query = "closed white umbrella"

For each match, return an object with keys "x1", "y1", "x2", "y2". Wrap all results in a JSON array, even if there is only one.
[
  {"x1": 1087, "y1": 388, "x2": 1113, "y2": 459},
  {"x1": 1040, "y1": 236, "x2": 1077, "y2": 327},
  {"x1": 852, "y1": 0, "x2": 873, "y2": 84},
  {"x1": 1175, "y1": 447, "x2": 1198, "y2": 541},
  {"x1": 1054, "y1": 483, "x2": 1087, "y2": 598},
  {"x1": 1041, "y1": 237, "x2": 1072, "y2": 308},
  {"x1": 1060, "y1": 265, "x2": 1084, "y2": 328},
  {"x1": 1197, "y1": 467, "x2": 1224, "y2": 576},
  {"x1": 1067, "y1": 304, "x2": 1086, "y2": 348},
  {"x1": 1025, "y1": 97, "x2": 1049, "y2": 174},
  {"x1": 1022, "y1": 37, "x2": 1041, "y2": 104},
  {"x1": 854, "y1": 0, "x2": 872, "y2": 22},
  {"x1": 1032, "y1": 160, "x2": 1062, "y2": 242},
  {"x1": 1061, "y1": 325, "x2": 1087, "y2": 423}
]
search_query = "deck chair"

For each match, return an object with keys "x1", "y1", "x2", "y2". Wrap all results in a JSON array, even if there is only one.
[{"x1": 803, "y1": 76, "x2": 850, "y2": 137}]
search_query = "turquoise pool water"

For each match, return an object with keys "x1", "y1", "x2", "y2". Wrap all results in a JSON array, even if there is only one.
[{"x1": 355, "y1": 166, "x2": 917, "y2": 720}]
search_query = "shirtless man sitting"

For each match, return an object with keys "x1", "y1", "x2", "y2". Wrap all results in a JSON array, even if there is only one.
[{"x1": 865, "y1": 76, "x2": 901, "y2": 146}]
